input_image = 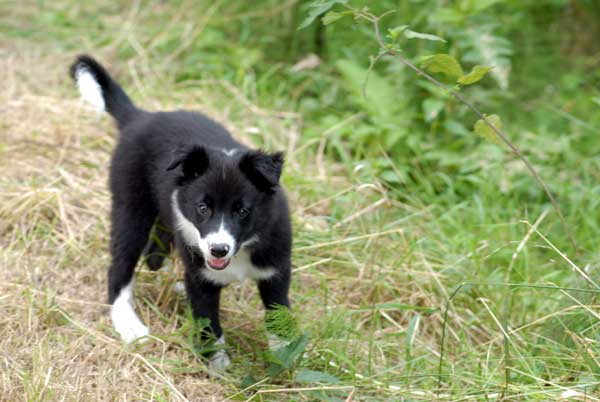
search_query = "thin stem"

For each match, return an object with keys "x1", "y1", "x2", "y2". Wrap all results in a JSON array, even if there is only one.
[
  {"x1": 365, "y1": 12, "x2": 577, "y2": 252},
  {"x1": 436, "y1": 282, "x2": 600, "y2": 394}
]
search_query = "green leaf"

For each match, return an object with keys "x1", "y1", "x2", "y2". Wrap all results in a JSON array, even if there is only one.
[
  {"x1": 322, "y1": 10, "x2": 349, "y2": 25},
  {"x1": 295, "y1": 369, "x2": 341, "y2": 384},
  {"x1": 379, "y1": 169, "x2": 404, "y2": 184},
  {"x1": 404, "y1": 29, "x2": 446, "y2": 42},
  {"x1": 405, "y1": 314, "x2": 421, "y2": 354},
  {"x1": 458, "y1": 65, "x2": 493, "y2": 85},
  {"x1": 420, "y1": 54, "x2": 464, "y2": 78},
  {"x1": 273, "y1": 333, "x2": 308, "y2": 367},
  {"x1": 387, "y1": 25, "x2": 408, "y2": 40},
  {"x1": 445, "y1": 119, "x2": 470, "y2": 136},
  {"x1": 240, "y1": 376, "x2": 258, "y2": 389},
  {"x1": 384, "y1": 128, "x2": 406, "y2": 149},
  {"x1": 267, "y1": 333, "x2": 309, "y2": 376},
  {"x1": 298, "y1": 0, "x2": 347, "y2": 30},
  {"x1": 473, "y1": 114, "x2": 502, "y2": 144},
  {"x1": 423, "y1": 98, "x2": 445, "y2": 122}
]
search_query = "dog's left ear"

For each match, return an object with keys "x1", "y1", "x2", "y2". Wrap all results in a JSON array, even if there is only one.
[
  {"x1": 166, "y1": 146, "x2": 209, "y2": 182},
  {"x1": 239, "y1": 150, "x2": 284, "y2": 194}
]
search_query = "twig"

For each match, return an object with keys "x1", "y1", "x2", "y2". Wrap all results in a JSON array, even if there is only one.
[
  {"x1": 360, "y1": 11, "x2": 577, "y2": 251},
  {"x1": 294, "y1": 228, "x2": 403, "y2": 251}
]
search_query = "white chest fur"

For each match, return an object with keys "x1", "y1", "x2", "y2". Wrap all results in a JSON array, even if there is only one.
[{"x1": 201, "y1": 248, "x2": 275, "y2": 285}]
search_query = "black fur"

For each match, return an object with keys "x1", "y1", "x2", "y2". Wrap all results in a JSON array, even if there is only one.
[
  {"x1": 71, "y1": 55, "x2": 138, "y2": 127},
  {"x1": 239, "y1": 151, "x2": 284, "y2": 194},
  {"x1": 142, "y1": 222, "x2": 173, "y2": 271},
  {"x1": 71, "y1": 55, "x2": 292, "y2": 343}
]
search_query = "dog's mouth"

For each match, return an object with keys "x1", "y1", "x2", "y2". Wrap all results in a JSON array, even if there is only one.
[{"x1": 206, "y1": 257, "x2": 231, "y2": 270}]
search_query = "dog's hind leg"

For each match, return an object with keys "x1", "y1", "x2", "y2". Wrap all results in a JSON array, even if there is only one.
[
  {"x1": 108, "y1": 202, "x2": 157, "y2": 343},
  {"x1": 142, "y1": 221, "x2": 174, "y2": 271}
]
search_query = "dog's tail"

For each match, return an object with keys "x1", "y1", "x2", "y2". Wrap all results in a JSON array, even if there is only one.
[{"x1": 70, "y1": 55, "x2": 138, "y2": 127}]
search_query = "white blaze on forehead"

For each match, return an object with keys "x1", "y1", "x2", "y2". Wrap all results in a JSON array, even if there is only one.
[
  {"x1": 110, "y1": 280, "x2": 149, "y2": 343},
  {"x1": 222, "y1": 149, "x2": 238, "y2": 157},
  {"x1": 205, "y1": 220, "x2": 235, "y2": 259},
  {"x1": 74, "y1": 67, "x2": 105, "y2": 113},
  {"x1": 171, "y1": 190, "x2": 210, "y2": 255}
]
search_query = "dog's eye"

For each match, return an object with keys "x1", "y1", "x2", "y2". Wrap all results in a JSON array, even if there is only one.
[
  {"x1": 238, "y1": 207, "x2": 250, "y2": 218},
  {"x1": 196, "y1": 203, "x2": 209, "y2": 215}
]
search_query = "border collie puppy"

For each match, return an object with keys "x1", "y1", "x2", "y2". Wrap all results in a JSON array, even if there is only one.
[{"x1": 70, "y1": 55, "x2": 292, "y2": 370}]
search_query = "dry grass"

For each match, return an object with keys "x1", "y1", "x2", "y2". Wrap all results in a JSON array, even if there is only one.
[
  {"x1": 0, "y1": 43, "x2": 221, "y2": 401},
  {"x1": 0, "y1": 37, "x2": 401, "y2": 401},
  {"x1": 0, "y1": 38, "x2": 428, "y2": 400},
  {"x1": 0, "y1": 36, "x2": 302, "y2": 399}
]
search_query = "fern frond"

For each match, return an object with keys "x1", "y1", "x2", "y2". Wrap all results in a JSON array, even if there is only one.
[{"x1": 457, "y1": 25, "x2": 513, "y2": 89}]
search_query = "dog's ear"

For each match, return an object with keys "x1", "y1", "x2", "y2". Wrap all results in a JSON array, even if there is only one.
[
  {"x1": 167, "y1": 146, "x2": 209, "y2": 182},
  {"x1": 239, "y1": 150, "x2": 284, "y2": 194}
]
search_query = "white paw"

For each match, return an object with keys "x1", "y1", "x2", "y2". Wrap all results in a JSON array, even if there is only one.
[
  {"x1": 207, "y1": 335, "x2": 230, "y2": 371},
  {"x1": 113, "y1": 317, "x2": 149, "y2": 343},
  {"x1": 110, "y1": 282, "x2": 149, "y2": 343},
  {"x1": 173, "y1": 281, "x2": 186, "y2": 296},
  {"x1": 267, "y1": 332, "x2": 291, "y2": 351},
  {"x1": 208, "y1": 350, "x2": 231, "y2": 371}
]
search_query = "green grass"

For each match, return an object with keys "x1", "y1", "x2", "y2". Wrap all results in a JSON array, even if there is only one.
[{"x1": 1, "y1": 0, "x2": 600, "y2": 400}]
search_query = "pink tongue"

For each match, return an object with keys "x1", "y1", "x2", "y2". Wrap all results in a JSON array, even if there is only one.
[{"x1": 209, "y1": 258, "x2": 229, "y2": 269}]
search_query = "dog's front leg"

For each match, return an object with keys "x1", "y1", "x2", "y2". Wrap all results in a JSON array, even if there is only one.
[
  {"x1": 184, "y1": 270, "x2": 230, "y2": 371},
  {"x1": 257, "y1": 271, "x2": 294, "y2": 350}
]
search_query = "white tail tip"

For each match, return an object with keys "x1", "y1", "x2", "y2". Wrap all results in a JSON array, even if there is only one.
[{"x1": 74, "y1": 67, "x2": 105, "y2": 113}]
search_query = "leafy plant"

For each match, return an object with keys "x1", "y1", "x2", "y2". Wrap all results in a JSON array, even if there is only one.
[
  {"x1": 265, "y1": 333, "x2": 309, "y2": 377},
  {"x1": 265, "y1": 304, "x2": 300, "y2": 339},
  {"x1": 301, "y1": 1, "x2": 576, "y2": 250}
]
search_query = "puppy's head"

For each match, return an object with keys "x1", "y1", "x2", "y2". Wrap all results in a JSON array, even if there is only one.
[{"x1": 168, "y1": 146, "x2": 283, "y2": 270}]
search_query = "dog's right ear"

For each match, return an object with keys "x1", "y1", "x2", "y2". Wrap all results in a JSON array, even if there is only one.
[{"x1": 166, "y1": 146, "x2": 209, "y2": 182}]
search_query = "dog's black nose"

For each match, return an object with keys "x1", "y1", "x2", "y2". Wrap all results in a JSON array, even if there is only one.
[{"x1": 209, "y1": 243, "x2": 230, "y2": 258}]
